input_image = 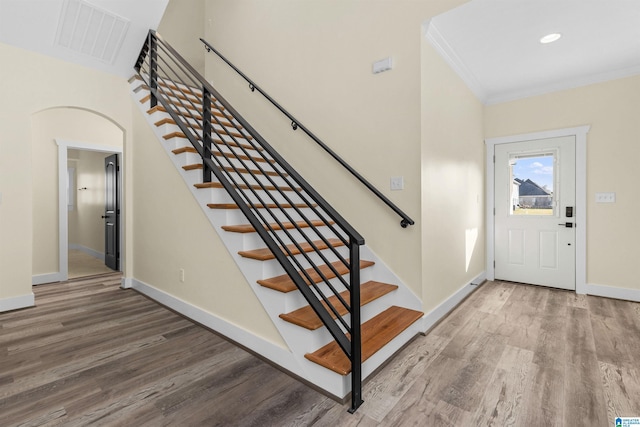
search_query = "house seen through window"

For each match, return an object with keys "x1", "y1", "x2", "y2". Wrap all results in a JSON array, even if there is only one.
[{"x1": 509, "y1": 153, "x2": 554, "y2": 216}]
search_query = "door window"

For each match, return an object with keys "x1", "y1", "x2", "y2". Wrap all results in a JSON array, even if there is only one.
[{"x1": 508, "y1": 152, "x2": 555, "y2": 216}]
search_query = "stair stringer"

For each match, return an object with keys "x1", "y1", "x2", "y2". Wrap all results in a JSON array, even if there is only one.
[{"x1": 130, "y1": 80, "x2": 425, "y2": 399}]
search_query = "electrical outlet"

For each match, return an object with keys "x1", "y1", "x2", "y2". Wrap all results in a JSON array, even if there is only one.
[
  {"x1": 390, "y1": 176, "x2": 404, "y2": 191},
  {"x1": 595, "y1": 192, "x2": 616, "y2": 203},
  {"x1": 179, "y1": 268, "x2": 185, "y2": 283}
]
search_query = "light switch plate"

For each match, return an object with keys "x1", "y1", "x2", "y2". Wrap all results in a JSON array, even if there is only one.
[
  {"x1": 595, "y1": 192, "x2": 616, "y2": 203},
  {"x1": 390, "y1": 176, "x2": 404, "y2": 191}
]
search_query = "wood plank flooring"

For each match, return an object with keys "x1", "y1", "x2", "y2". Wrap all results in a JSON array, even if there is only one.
[{"x1": 2, "y1": 276, "x2": 639, "y2": 426}]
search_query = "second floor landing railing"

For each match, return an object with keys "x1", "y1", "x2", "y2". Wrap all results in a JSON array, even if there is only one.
[{"x1": 200, "y1": 38, "x2": 415, "y2": 229}]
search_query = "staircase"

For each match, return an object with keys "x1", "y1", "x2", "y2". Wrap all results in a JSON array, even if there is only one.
[{"x1": 131, "y1": 31, "x2": 423, "y2": 412}]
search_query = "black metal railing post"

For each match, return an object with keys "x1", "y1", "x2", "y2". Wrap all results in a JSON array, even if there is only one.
[
  {"x1": 149, "y1": 33, "x2": 158, "y2": 108},
  {"x1": 348, "y1": 239, "x2": 363, "y2": 413},
  {"x1": 202, "y1": 88, "x2": 213, "y2": 183}
]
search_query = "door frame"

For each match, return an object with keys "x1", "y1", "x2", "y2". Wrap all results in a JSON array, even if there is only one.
[
  {"x1": 55, "y1": 139, "x2": 123, "y2": 283},
  {"x1": 485, "y1": 126, "x2": 589, "y2": 294}
]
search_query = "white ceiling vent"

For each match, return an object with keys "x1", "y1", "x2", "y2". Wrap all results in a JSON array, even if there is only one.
[{"x1": 55, "y1": 0, "x2": 130, "y2": 64}]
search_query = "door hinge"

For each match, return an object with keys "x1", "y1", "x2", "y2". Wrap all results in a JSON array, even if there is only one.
[
  {"x1": 493, "y1": 155, "x2": 495, "y2": 163},
  {"x1": 493, "y1": 260, "x2": 495, "y2": 268},
  {"x1": 493, "y1": 207, "x2": 495, "y2": 215}
]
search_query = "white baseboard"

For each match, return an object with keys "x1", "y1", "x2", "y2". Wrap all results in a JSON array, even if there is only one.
[
  {"x1": 418, "y1": 271, "x2": 487, "y2": 333},
  {"x1": 120, "y1": 277, "x2": 133, "y2": 289},
  {"x1": 130, "y1": 278, "x2": 301, "y2": 375},
  {"x1": 583, "y1": 282, "x2": 640, "y2": 303},
  {"x1": 69, "y1": 244, "x2": 105, "y2": 261},
  {"x1": 0, "y1": 293, "x2": 35, "y2": 312},
  {"x1": 32, "y1": 272, "x2": 64, "y2": 285}
]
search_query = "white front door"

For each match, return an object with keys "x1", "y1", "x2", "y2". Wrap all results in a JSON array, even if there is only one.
[{"x1": 494, "y1": 136, "x2": 576, "y2": 290}]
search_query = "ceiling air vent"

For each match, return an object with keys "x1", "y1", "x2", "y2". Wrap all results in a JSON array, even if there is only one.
[{"x1": 55, "y1": 0, "x2": 130, "y2": 64}]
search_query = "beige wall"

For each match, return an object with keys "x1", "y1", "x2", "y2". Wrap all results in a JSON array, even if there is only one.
[
  {"x1": 203, "y1": 0, "x2": 481, "y2": 314},
  {"x1": 421, "y1": 34, "x2": 485, "y2": 313},
  {"x1": 31, "y1": 108, "x2": 122, "y2": 275},
  {"x1": 0, "y1": 42, "x2": 132, "y2": 303},
  {"x1": 74, "y1": 150, "x2": 111, "y2": 254},
  {"x1": 157, "y1": 0, "x2": 206, "y2": 76},
  {"x1": 485, "y1": 75, "x2": 640, "y2": 291},
  {"x1": 131, "y1": 104, "x2": 284, "y2": 345}
]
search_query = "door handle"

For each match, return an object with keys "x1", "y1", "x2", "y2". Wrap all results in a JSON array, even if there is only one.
[
  {"x1": 101, "y1": 215, "x2": 110, "y2": 219},
  {"x1": 558, "y1": 222, "x2": 574, "y2": 228}
]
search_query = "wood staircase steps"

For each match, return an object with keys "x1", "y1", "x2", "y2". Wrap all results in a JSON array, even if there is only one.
[
  {"x1": 163, "y1": 128, "x2": 251, "y2": 142},
  {"x1": 279, "y1": 280, "x2": 398, "y2": 330},
  {"x1": 140, "y1": 93, "x2": 222, "y2": 113},
  {"x1": 161, "y1": 125, "x2": 250, "y2": 141},
  {"x1": 135, "y1": 79, "x2": 424, "y2": 392},
  {"x1": 194, "y1": 181, "x2": 299, "y2": 192},
  {"x1": 257, "y1": 259, "x2": 374, "y2": 293},
  {"x1": 148, "y1": 105, "x2": 228, "y2": 123},
  {"x1": 304, "y1": 305, "x2": 423, "y2": 375},
  {"x1": 222, "y1": 219, "x2": 331, "y2": 235},
  {"x1": 238, "y1": 238, "x2": 344, "y2": 261},
  {"x1": 183, "y1": 164, "x2": 283, "y2": 177},
  {"x1": 172, "y1": 147, "x2": 273, "y2": 164},
  {"x1": 207, "y1": 202, "x2": 315, "y2": 210},
  {"x1": 154, "y1": 117, "x2": 252, "y2": 139}
]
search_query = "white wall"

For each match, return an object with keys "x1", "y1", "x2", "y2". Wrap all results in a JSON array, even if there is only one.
[{"x1": 485, "y1": 75, "x2": 640, "y2": 293}]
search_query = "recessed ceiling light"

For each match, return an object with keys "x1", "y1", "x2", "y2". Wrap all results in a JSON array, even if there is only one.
[{"x1": 540, "y1": 33, "x2": 562, "y2": 44}]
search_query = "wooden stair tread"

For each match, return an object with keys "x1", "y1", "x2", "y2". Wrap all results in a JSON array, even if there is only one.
[
  {"x1": 193, "y1": 181, "x2": 298, "y2": 192},
  {"x1": 147, "y1": 104, "x2": 227, "y2": 121},
  {"x1": 207, "y1": 202, "x2": 315, "y2": 210},
  {"x1": 304, "y1": 305, "x2": 423, "y2": 375},
  {"x1": 159, "y1": 120, "x2": 251, "y2": 141},
  {"x1": 155, "y1": 116, "x2": 238, "y2": 131},
  {"x1": 279, "y1": 281, "x2": 398, "y2": 330},
  {"x1": 238, "y1": 238, "x2": 345, "y2": 261},
  {"x1": 172, "y1": 147, "x2": 273, "y2": 164},
  {"x1": 163, "y1": 130, "x2": 251, "y2": 143},
  {"x1": 222, "y1": 219, "x2": 331, "y2": 235},
  {"x1": 257, "y1": 259, "x2": 374, "y2": 293},
  {"x1": 183, "y1": 164, "x2": 283, "y2": 177}
]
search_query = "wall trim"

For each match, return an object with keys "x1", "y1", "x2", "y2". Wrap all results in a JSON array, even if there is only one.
[
  {"x1": 56, "y1": 139, "x2": 123, "y2": 283},
  {"x1": 120, "y1": 276, "x2": 133, "y2": 289},
  {"x1": 485, "y1": 126, "x2": 590, "y2": 294},
  {"x1": 69, "y1": 243, "x2": 105, "y2": 261},
  {"x1": 32, "y1": 273, "x2": 64, "y2": 285},
  {"x1": 584, "y1": 283, "x2": 640, "y2": 303},
  {"x1": 0, "y1": 293, "x2": 35, "y2": 312},
  {"x1": 130, "y1": 278, "x2": 300, "y2": 375},
  {"x1": 418, "y1": 271, "x2": 487, "y2": 333}
]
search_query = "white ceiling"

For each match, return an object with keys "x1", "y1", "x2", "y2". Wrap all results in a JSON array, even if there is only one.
[
  {"x1": 0, "y1": 0, "x2": 168, "y2": 78},
  {"x1": 2, "y1": 0, "x2": 638, "y2": 104},
  {"x1": 427, "y1": 0, "x2": 640, "y2": 105}
]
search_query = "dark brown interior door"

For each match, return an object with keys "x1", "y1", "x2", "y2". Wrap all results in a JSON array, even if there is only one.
[{"x1": 104, "y1": 154, "x2": 119, "y2": 271}]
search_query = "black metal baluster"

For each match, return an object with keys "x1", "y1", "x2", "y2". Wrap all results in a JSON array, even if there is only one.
[
  {"x1": 348, "y1": 239, "x2": 363, "y2": 413},
  {"x1": 149, "y1": 33, "x2": 158, "y2": 108},
  {"x1": 202, "y1": 88, "x2": 212, "y2": 183}
]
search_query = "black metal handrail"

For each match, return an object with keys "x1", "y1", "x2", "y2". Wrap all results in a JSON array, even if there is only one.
[
  {"x1": 134, "y1": 30, "x2": 364, "y2": 412},
  {"x1": 200, "y1": 38, "x2": 415, "y2": 229}
]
